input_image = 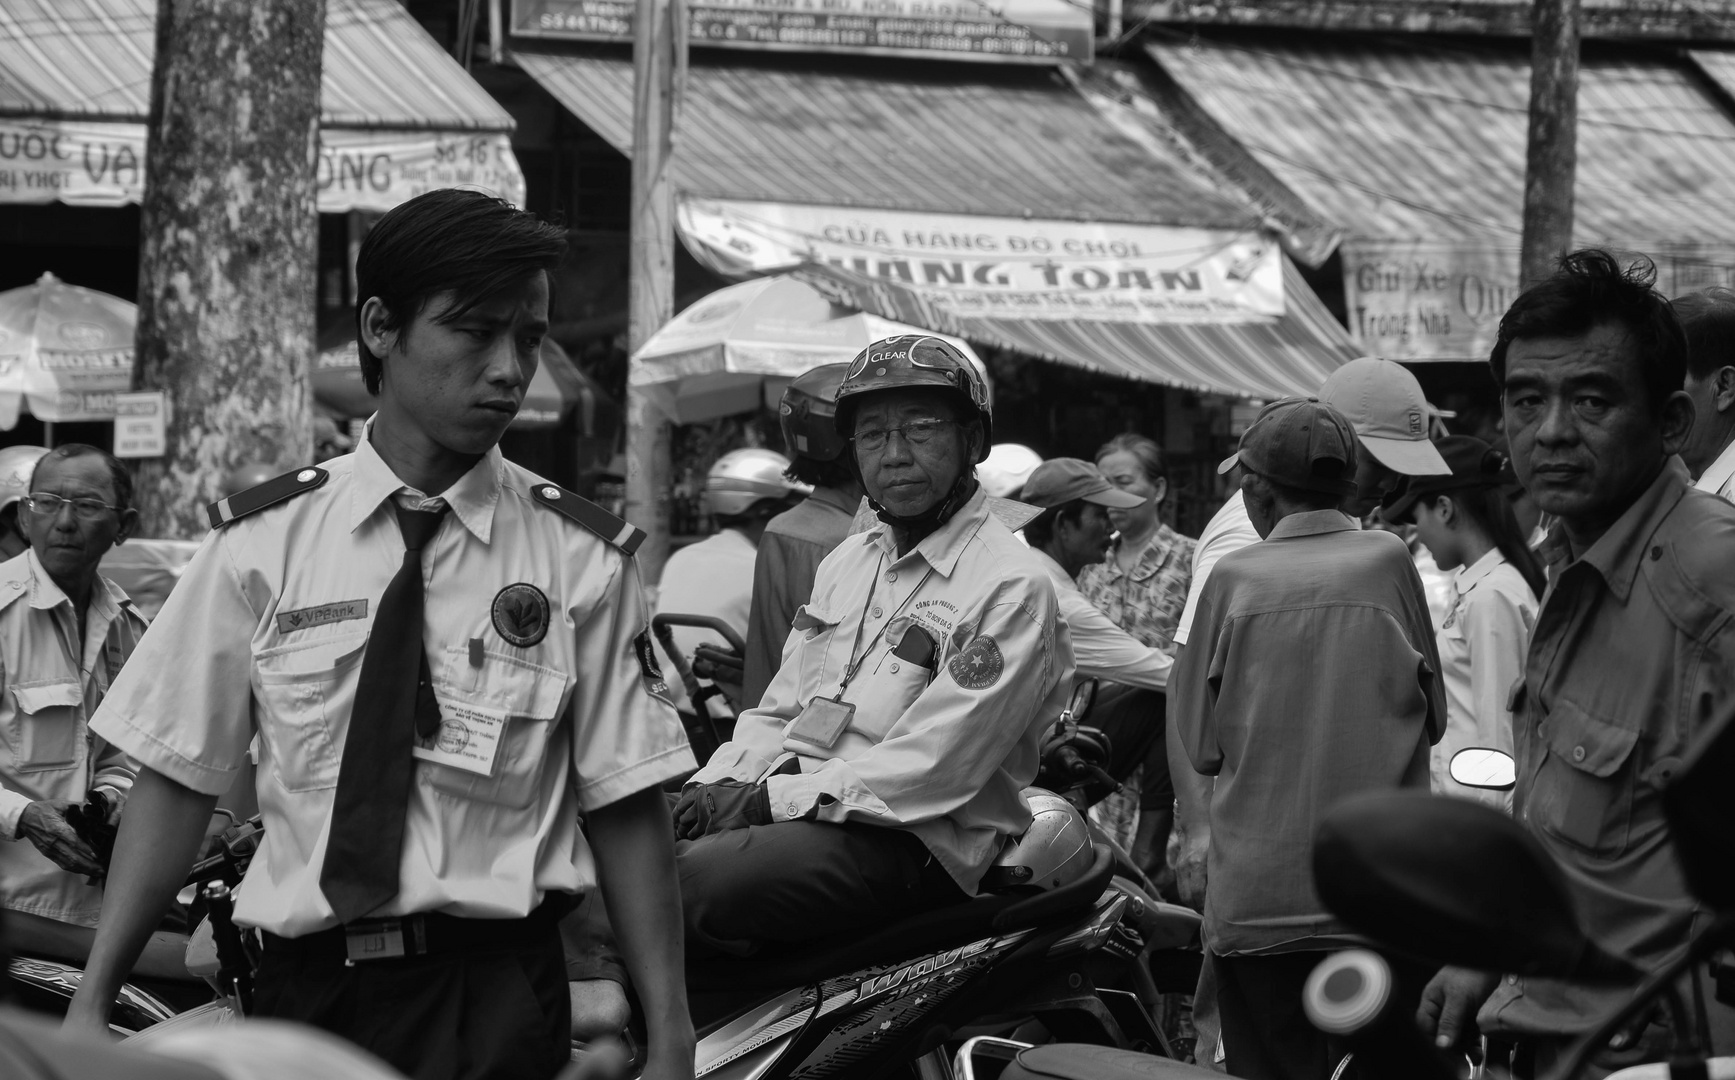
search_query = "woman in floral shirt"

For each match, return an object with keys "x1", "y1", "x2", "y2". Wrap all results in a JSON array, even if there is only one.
[{"x1": 1077, "y1": 434, "x2": 1196, "y2": 879}]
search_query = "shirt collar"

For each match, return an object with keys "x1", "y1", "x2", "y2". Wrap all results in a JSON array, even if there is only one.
[
  {"x1": 22, "y1": 548, "x2": 129, "y2": 622},
  {"x1": 1695, "y1": 441, "x2": 1735, "y2": 496},
  {"x1": 348, "y1": 421, "x2": 503, "y2": 543},
  {"x1": 1101, "y1": 522, "x2": 1185, "y2": 582},
  {"x1": 1266, "y1": 508, "x2": 1360, "y2": 540},
  {"x1": 1546, "y1": 458, "x2": 1690, "y2": 602},
  {"x1": 1453, "y1": 548, "x2": 1505, "y2": 594},
  {"x1": 870, "y1": 486, "x2": 992, "y2": 577}
]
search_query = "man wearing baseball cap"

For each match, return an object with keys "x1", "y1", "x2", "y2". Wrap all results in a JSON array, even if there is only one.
[
  {"x1": 1172, "y1": 398, "x2": 1445, "y2": 1080},
  {"x1": 1020, "y1": 459, "x2": 1174, "y2": 795}
]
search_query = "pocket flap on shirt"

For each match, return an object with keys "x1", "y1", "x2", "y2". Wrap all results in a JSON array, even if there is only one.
[
  {"x1": 11, "y1": 679, "x2": 83, "y2": 713},
  {"x1": 1542, "y1": 699, "x2": 1639, "y2": 779}
]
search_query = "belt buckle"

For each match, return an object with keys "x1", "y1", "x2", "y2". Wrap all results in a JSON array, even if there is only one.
[{"x1": 344, "y1": 917, "x2": 407, "y2": 963}]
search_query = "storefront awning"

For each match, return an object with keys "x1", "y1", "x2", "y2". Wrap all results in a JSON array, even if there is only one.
[
  {"x1": 791, "y1": 257, "x2": 1357, "y2": 401},
  {"x1": 1148, "y1": 35, "x2": 1735, "y2": 360},
  {"x1": 0, "y1": 0, "x2": 524, "y2": 210},
  {"x1": 1148, "y1": 35, "x2": 1735, "y2": 248},
  {"x1": 511, "y1": 49, "x2": 1257, "y2": 227}
]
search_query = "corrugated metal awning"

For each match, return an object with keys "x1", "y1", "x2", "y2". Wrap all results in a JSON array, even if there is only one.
[
  {"x1": 0, "y1": 0, "x2": 513, "y2": 131},
  {"x1": 1149, "y1": 34, "x2": 1735, "y2": 247},
  {"x1": 512, "y1": 49, "x2": 1256, "y2": 227},
  {"x1": 791, "y1": 257, "x2": 1358, "y2": 400}
]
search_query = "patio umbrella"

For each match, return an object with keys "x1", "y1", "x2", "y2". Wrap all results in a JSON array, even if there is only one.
[
  {"x1": 0, "y1": 272, "x2": 137, "y2": 428},
  {"x1": 630, "y1": 275, "x2": 985, "y2": 425},
  {"x1": 312, "y1": 331, "x2": 596, "y2": 432}
]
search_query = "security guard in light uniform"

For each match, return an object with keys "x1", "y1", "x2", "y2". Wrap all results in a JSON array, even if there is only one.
[
  {"x1": 676, "y1": 335, "x2": 1074, "y2": 956},
  {"x1": 67, "y1": 191, "x2": 696, "y2": 1080}
]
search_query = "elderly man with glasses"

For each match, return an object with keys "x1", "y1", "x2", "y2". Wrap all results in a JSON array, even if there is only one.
[
  {"x1": 672, "y1": 335, "x2": 1075, "y2": 956},
  {"x1": 0, "y1": 444, "x2": 177, "y2": 973}
]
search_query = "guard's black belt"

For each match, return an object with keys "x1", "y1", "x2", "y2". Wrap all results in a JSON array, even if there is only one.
[{"x1": 261, "y1": 896, "x2": 568, "y2": 964}]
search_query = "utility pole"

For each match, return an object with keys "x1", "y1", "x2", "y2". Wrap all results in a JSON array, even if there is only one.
[
  {"x1": 1520, "y1": 0, "x2": 1580, "y2": 287},
  {"x1": 625, "y1": 0, "x2": 680, "y2": 583},
  {"x1": 133, "y1": 0, "x2": 323, "y2": 536}
]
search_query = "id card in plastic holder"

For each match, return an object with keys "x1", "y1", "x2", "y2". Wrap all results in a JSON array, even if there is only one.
[{"x1": 788, "y1": 696, "x2": 856, "y2": 748}]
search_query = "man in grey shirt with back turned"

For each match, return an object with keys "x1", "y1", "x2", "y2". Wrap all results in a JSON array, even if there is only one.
[{"x1": 1173, "y1": 397, "x2": 1445, "y2": 1080}]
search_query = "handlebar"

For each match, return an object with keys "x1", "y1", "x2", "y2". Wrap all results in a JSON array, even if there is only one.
[{"x1": 649, "y1": 613, "x2": 747, "y2": 656}]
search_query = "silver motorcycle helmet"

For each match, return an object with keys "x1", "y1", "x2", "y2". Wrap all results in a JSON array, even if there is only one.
[{"x1": 983, "y1": 789, "x2": 1094, "y2": 892}]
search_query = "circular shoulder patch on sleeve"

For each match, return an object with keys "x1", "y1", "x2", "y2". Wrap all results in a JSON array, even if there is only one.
[
  {"x1": 947, "y1": 635, "x2": 1004, "y2": 690},
  {"x1": 492, "y1": 583, "x2": 551, "y2": 647}
]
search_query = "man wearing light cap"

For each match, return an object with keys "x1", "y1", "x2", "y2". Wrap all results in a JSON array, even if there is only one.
[
  {"x1": 1173, "y1": 398, "x2": 1444, "y2": 1080},
  {"x1": 1020, "y1": 459, "x2": 1173, "y2": 791}
]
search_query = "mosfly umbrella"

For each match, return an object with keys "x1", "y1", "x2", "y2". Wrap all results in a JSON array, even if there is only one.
[
  {"x1": 0, "y1": 272, "x2": 137, "y2": 429},
  {"x1": 630, "y1": 275, "x2": 984, "y2": 425}
]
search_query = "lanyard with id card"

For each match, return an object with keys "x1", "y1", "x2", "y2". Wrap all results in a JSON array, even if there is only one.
[{"x1": 787, "y1": 557, "x2": 933, "y2": 750}]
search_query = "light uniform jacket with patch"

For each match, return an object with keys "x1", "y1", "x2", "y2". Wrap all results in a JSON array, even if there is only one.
[
  {"x1": 0, "y1": 549, "x2": 147, "y2": 927},
  {"x1": 693, "y1": 486, "x2": 1075, "y2": 895},
  {"x1": 89, "y1": 431, "x2": 692, "y2": 939}
]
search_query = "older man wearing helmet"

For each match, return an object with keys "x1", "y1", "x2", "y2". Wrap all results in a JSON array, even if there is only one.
[{"x1": 672, "y1": 335, "x2": 1074, "y2": 955}]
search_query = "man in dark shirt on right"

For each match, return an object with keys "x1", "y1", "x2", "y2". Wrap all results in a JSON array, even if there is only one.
[
  {"x1": 1421, "y1": 250, "x2": 1735, "y2": 1076},
  {"x1": 1175, "y1": 397, "x2": 1444, "y2": 1080}
]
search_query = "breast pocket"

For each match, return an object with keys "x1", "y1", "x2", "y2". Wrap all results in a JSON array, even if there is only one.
[
  {"x1": 423, "y1": 649, "x2": 571, "y2": 810},
  {"x1": 1530, "y1": 699, "x2": 1640, "y2": 857},
  {"x1": 838, "y1": 619, "x2": 938, "y2": 742},
  {"x1": 253, "y1": 633, "x2": 367, "y2": 793},
  {"x1": 7, "y1": 678, "x2": 86, "y2": 774},
  {"x1": 788, "y1": 604, "x2": 843, "y2": 704}
]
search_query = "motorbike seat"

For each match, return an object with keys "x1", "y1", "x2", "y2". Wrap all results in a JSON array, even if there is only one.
[
  {"x1": 1002, "y1": 1043, "x2": 1221, "y2": 1080},
  {"x1": 686, "y1": 844, "x2": 1114, "y2": 993}
]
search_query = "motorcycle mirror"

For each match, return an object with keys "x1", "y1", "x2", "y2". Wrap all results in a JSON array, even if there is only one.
[
  {"x1": 1313, "y1": 791, "x2": 1641, "y2": 982},
  {"x1": 1069, "y1": 679, "x2": 1097, "y2": 722},
  {"x1": 1448, "y1": 747, "x2": 1516, "y2": 791}
]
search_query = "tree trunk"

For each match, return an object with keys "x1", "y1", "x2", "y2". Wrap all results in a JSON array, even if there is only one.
[
  {"x1": 625, "y1": 0, "x2": 679, "y2": 583},
  {"x1": 133, "y1": 0, "x2": 325, "y2": 538},
  {"x1": 1520, "y1": 0, "x2": 1580, "y2": 288}
]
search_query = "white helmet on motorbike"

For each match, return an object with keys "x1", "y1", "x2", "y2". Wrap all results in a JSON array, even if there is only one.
[
  {"x1": 983, "y1": 790, "x2": 1095, "y2": 892},
  {"x1": 703, "y1": 448, "x2": 807, "y2": 519}
]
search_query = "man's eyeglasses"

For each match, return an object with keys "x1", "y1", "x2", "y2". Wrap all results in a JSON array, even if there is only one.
[
  {"x1": 852, "y1": 419, "x2": 956, "y2": 454},
  {"x1": 24, "y1": 493, "x2": 121, "y2": 521}
]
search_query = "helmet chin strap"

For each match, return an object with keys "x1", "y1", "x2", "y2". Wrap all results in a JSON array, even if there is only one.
[{"x1": 870, "y1": 471, "x2": 979, "y2": 544}]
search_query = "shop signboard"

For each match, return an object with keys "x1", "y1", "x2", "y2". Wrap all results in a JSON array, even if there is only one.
[
  {"x1": 0, "y1": 119, "x2": 526, "y2": 212},
  {"x1": 113, "y1": 391, "x2": 168, "y2": 459},
  {"x1": 1342, "y1": 238, "x2": 1735, "y2": 360},
  {"x1": 676, "y1": 197, "x2": 1283, "y2": 324},
  {"x1": 510, "y1": 0, "x2": 1092, "y2": 64}
]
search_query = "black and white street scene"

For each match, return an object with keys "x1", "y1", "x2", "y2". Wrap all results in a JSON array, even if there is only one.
[{"x1": 1, "y1": 1, "x2": 1734, "y2": 1079}]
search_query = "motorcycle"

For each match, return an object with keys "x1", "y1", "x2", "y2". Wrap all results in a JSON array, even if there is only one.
[
  {"x1": 5, "y1": 810, "x2": 263, "y2": 1035},
  {"x1": 956, "y1": 721, "x2": 1735, "y2": 1080}
]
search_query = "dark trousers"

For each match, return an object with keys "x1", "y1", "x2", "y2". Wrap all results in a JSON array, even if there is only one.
[
  {"x1": 1213, "y1": 951, "x2": 1352, "y2": 1080},
  {"x1": 677, "y1": 821, "x2": 967, "y2": 957},
  {"x1": 1092, "y1": 684, "x2": 1171, "y2": 812},
  {"x1": 1213, "y1": 951, "x2": 1432, "y2": 1080},
  {"x1": 256, "y1": 931, "x2": 571, "y2": 1080}
]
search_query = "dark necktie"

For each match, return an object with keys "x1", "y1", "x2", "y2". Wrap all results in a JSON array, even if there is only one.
[{"x1": 319, "y1": 503, "x2": 447, "y2": 923}]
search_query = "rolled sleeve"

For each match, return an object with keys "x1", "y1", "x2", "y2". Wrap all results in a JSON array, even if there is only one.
[
  {"x1": 89, "y1": 533, "x2": 258, "y2": 796},
  {"x1": 1062, "y1": 589, "x2": 1171, "y2": 690},
  {"x1": 567, "y1": 557, "x2": 694, "y2": 811}
]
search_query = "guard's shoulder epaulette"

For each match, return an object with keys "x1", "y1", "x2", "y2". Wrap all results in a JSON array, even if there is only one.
[
  {"x1": 530, "y1": 482, "x2": 645, "y2": 555},
  {"x1": 206, "y1": 466, "x2": 328, "y2": 529}
]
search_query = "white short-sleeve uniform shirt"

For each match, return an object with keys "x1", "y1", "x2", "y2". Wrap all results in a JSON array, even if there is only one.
[{"x1": 90, "y1": 435, "x2": 691, "y2": 937}]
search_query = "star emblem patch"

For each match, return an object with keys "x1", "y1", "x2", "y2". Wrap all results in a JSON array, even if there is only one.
[{"x1": 947, "y1": 635, "x2": 1004, "y2": 690}]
